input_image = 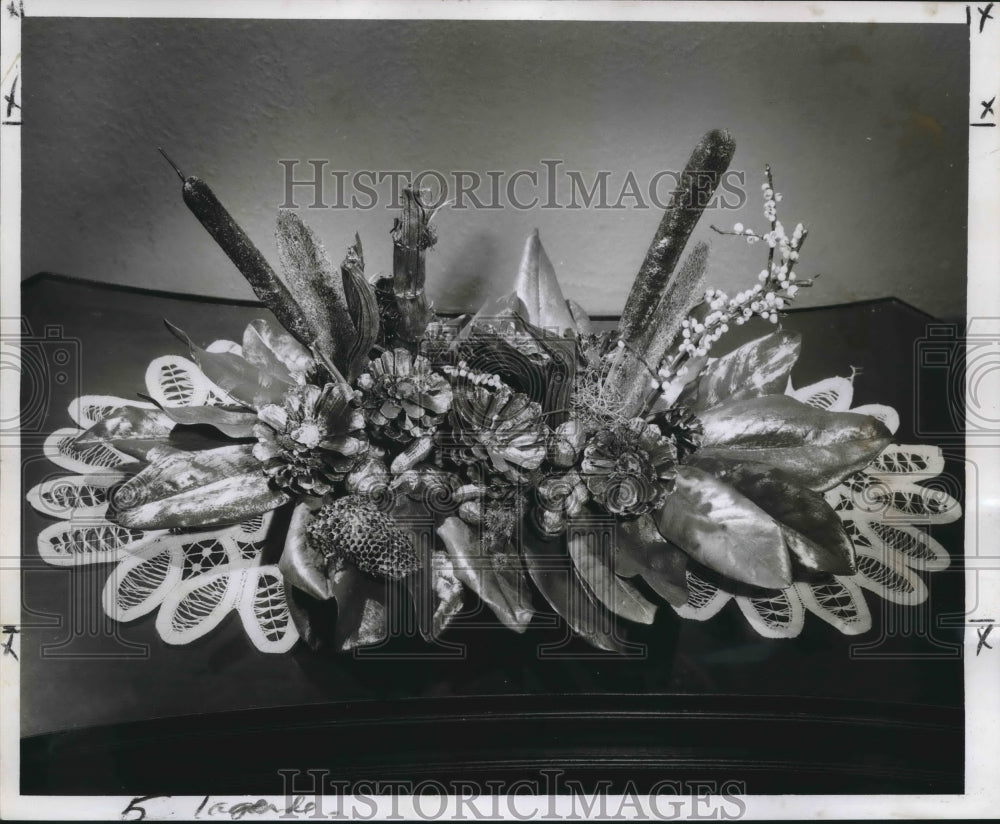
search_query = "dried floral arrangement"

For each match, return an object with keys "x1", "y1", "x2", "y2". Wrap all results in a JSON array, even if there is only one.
[{"x1": 27, "y1": 131, "x2": 961, "y2": 653}]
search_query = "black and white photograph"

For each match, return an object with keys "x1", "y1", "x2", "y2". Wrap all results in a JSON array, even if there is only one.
[{"x1": 1, "y1": 1, "x2": 997, "y2": 819}]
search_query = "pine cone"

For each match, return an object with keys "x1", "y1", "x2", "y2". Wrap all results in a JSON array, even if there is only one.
[
  {"x1": 442, "y1": 375, "x2": 547, "y2": 484},
  {"x1": 306, "y1": 495, "x2": 421, "y2": 580},
  {"x1": 655, "y1": 406, "x2": 703, "y2": 460},
  {"x1": 253, "y1": 382, "x2": 367, "y2": 496},
  {"x1": 358, "y1": 348, "x2": 453, "y2": 443},
  {"x1": 581, "y1": 418, "x2": 677, "y2": 518}
]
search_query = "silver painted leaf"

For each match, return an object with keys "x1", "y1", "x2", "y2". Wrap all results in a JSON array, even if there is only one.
[
  {"x1": 656, "y1": 465, "x2": 792, "y2": 589},
  {"x1": 696, "y1": 395, "x2": 892, "y2": 492}
]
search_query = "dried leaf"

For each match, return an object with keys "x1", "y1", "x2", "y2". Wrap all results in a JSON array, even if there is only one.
[
  {"x1": 522, "y1": 527, "x2": 627, "y2": 652},
  {"x1": 682, "y1": 331, "x2": 801, "y2": 413},
  {"x1": 513, "y1": 230, "x2": 578, "y2": 335},
  {"x1": 113, "y1": 444, "x2": 289, "y2": 528},
  {"x1": 567, "y1": 529, "x2": 657, "y2": 624},
  {"x1": 72, "y1": 406, "x2": 175, "y2": 460},
  {"x1": 341, "y1": 233, "x2": 381, "y2": 381},
  {"x1": 610, "y1": 242, "x2": 709, "y2": 415},
  {"x1": 406, "y1": 548, "x2": 465, "y2": 642},
  {"x1": 438, "y1": 517, "x2": 534, "y2": 632},
  {"x1": 696, "y1": 395, "x2": 893, "y2": 491},
  {"x1": 566, "y1": 299, "x2": 594, "y2": 335},
  {"x1": 275, "y1": 209, "x2": 357, "y2": 372},
  {"x1": 279, "y1": 501, "x2": 334, "y2": 601},
  {"x1": 328, "y1": 564, "x2": 390, "y2": 651},
  {"x1": 285, "y1": 564, "x2": 390, "y2": 652},
  {"x1": 242, "y1": 318, "x2": 313, "y2": 381},
  {"x1": 165, "y1": 321, "x2": 286, "y2": 407},
  {"x1": 656, "y1": 465, "x2": 792, "y2": 589},
  {"x1": 157, "y1": 404, "x2": 259, "y2": 439},
  {"x1": 613, "y1": 515, "x2": 689, "y2": 606},
  {"x1": 690, "y1": 457, "x2": 856, "y2": 576}
]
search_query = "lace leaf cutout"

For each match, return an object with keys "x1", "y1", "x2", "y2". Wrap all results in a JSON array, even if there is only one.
[
  {"x1": 44, "y1": 427, "x2": 130, "y2": 473},
  {"x1": 156, "y1": 567, "x2": 244, "y2": 645},
  {"x1": 735, "y1": 586, "x2": 805, "y2": 638},
  {"x1": 795, "y1": 577, "x2": 871, "y2": 635},
  {"x1": 26, "y1": 472, "x2": 125, "y2": 520},
  {"x1": 238, "y1": 566, "x2": 299, "y2": 653},
  {"x1": 37, "y1": 519, "x2": 163, "y2": 566},
  {"x1": 68, "y1": 395, "x2": 157, "y2": 428},
  {"x1": 671, "y1": 569, "x2": 732, "y2": 621},
  {"x1": 102, "y1": 540, "x2": 184, "y2": 621},
  {"x1": 787, "y1": 376, "x2": 854, "y2": 411}
]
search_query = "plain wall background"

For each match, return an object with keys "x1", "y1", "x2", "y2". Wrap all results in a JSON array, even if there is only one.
[{"x1": 22, "y1": 19, "x2": 968, "y2": 318}]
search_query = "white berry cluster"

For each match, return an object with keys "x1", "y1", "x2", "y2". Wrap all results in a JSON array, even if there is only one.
[{"x1": 664, "y1": 167, "x2": 812, "y2": 376}]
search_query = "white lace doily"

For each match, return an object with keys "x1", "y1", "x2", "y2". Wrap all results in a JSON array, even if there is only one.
[{"x1": 26, "y1": 348, "x2": 961, "y2": 650}]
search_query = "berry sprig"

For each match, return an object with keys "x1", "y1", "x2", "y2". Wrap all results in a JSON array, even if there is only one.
[{"x1": 646, "y1": 167, "x2": 817, "y2": 395}]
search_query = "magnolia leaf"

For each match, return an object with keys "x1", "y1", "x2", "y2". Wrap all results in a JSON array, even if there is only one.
[
  {"x1": 656, "y1": 465, "x2": 792, "y2": 589},
  {"x1": 72, "y1": 406, "x2": 175, "y2": 460},
  {"x1": 157, "y1": 404, "x2": 259, "y2": 439},
  {"x1": 275, "y1": 209, "x2": 357, "y2": 373},
  {"x1": 682, "y1": 331, "x2": 802, "y2": 412},
  {"x1": 113, "y1": 444, "x2": 289, "y2": 528},
  {"x1": 285, "y1": 564, "x2": 390, "y2": 652},
  {"x1": 242, "y1": 318, "x2": 312, "y2": 382},
  {"x1": 406, "y1": 549, "x2": 465, "y2": 642},
  {"x1": 438, "y1": 517, "x2": 534, "y2": 632},
  {"x1": 165, "y1": 321, "x2": 286, "y2": 407},
  {"x1": 696, "y1": 394, "x2": 893, "y2": 491},
  {"x1": 522, "y1": 526, "x2": 627, "y2": 652},
  {"x1": 341, "y1": 233, "x2": 381, "y2": 382},
  {"x1": 328, "y1": 564, "x2": 390, "y2": 651},
  {"x1": 512, "y1": 230, "x2": 578, "y2": 336},
  {"x1": 690, "y1": 457, "x2": 856, "y2": 576},
  {"x1": 614, "y1": 515, "x2": 689, "y2": 607},
  {"x1": 278, "y1": 501, "x2": 334, "y2": 601},
  {"x1": 567, "y1": 530, "x2": 657, "y2": 624}
]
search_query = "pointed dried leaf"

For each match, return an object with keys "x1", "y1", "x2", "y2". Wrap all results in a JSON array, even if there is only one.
[
  {"x1": 682, "y1": 331, "x2": 802, "y2": 412},
  {"x1": 328, "y1": 564, "x2": 390, "y2": 651},
  {"x1": 656, "y1": 465, "x2": 792, "y2": 589},
  {"x1": 513, "y1": 230, "x2": 578, "y2": 335},
  {"x1": 566, "y1": 300, "x2": 594, "y2": 335},
  {"x1": 613, "y1": 515, "x2": 689, "y2": 607},
  {"x1": 438, "y1": 517, "x2": 534, "y2": 632},
  {"x1": 341, "y1": 234, "x2": 381, "y2": 381},
  {"x1": 522, "y1": 527, "x2": 627, "y2": 652},
  {"x1": 113, "y1": 444, "x2": 289, "y2": 528},
  {"x1": 275, "y1": 209, "x2": 356, "y2": 372},
  {"x1": 690, "y1": 457, "x2": 856, "y2": 576},
  {"x1": 165, "y1": 321, "x2": 286, "y2": 407},
  {"x1": 279, "y1": 501, "x2": 334, "y2": 601},
  {"x1": 567, "y1": 528, "x2": 657, "y2": 624},
  {"x1": 696, "y1": 395, "x2": 893, "y2": 491},
  {"x1": 157, "y1": 404, "x2": 259, "y2": 439},
  {"x1": 242, "y1": 318, "x2": 312, "y2": 381},
  {"x1": 72, "y1": 406, "x2": 175, "y2": 460},
  {"x1": 406, "y1": 549, "x2": 465, "y2": 642}
]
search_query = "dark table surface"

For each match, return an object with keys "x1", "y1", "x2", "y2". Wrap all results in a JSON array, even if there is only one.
[{"x1": 17, "y1": 274, "x2": 966, "y2": 794}]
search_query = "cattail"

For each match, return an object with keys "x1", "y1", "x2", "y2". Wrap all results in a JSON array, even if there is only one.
[{"x1": 158, "y1": 148, "x2": 314, "y2": 347}]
